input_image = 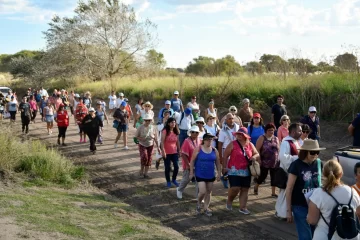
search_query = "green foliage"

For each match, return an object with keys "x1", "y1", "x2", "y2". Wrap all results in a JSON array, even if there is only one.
[
  {"x1": 334, "y1": 52, "x2": 358, "y2": 71},
  {"x1": 244, "y1": 61, "x2": 264, "y2": 74},
  {"x1": 259, "y1": 54, "x2": 286, "y2": 72},
  {"x1": 0, "y1": 50, "x2": 43, "y2": 72},
  {"x1": 146, "y1": 49, "x2": 166, "y2": 70},
  {"x1": 0, "y1": 126, "x2": 85, "y2": 187}
]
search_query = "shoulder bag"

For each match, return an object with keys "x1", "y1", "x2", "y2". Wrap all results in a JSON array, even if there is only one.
[{"x1": 236, "y1": 140, "x2": 261, "y2": 177}]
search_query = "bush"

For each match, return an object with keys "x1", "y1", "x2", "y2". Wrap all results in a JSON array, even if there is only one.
[{"x1": 0, "y1": 125, "x2": 84, "y2": 187}]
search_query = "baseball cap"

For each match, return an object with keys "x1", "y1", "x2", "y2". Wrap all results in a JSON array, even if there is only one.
[
  {"x1": 124, "y1": 98, "x2": 129, "y2": 102},
  {"x1": 185, "y1": 108, "x2": 192, "y2": 115},
  {"x1": 121, "y1": 101, "x2": 127, "y2": 107},
  {"x1": 309, "y1": 106, "x2": 317, "y2": 112},
  {"x1": 174, "y1": 90, "x2": 179, "y2": 95},
  {"x1": 165, "y1": 100, "x2": 171, "y2": 105},
  {"x1": 88, "y1": 107, "x2": 95, "y2": 112},
  {"x1": 119, "y1": 92, "x2": 124, "y2": 97},
  {"x1": 74, "y1": 94, "x2": 80, "y2": 98},
  {"x1": 253, "y1": 113, "x2": 261, "y2": 118}
]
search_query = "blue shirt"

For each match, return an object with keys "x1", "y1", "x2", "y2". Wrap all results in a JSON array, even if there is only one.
[
  {"x1": 194, "y1": 148, "x2": 217, "y2": 179},
  {"x1": 170, "y1": 98, "x2": 182, "y2": 113},
  {"x1": 247, "y1": 125, "x2": 265, "y2": 145},
  {"x1": 157, "y1": 107, "x2": 174, "y2": 123}
]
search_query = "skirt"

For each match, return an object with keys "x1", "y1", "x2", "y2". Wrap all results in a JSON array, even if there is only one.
[{"x1": 45, "y1": 115, "x2": 54, "y2": 123}]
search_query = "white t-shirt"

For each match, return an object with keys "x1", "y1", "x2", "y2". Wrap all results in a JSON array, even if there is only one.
[
  {"x1": 187, "y1": 102, "x2": 200, "y2": 111},
  {"x1": 74, "y1": 99, "x2": 79, "y2": 110},
  {"x1": 115, "y1": 98, "x2": 123, "y2": 108},
  {"x1": 310, "y1": 185, "x2": 360, "y2": 240},
  {"x1": 204, "y1": 124, "x2": 219, "y2": 148},
  {"x1": 140, "y1": 109, "x2": 154, "y2": 119},
  {"x1": 218, "y1": 123, "x2": 239, "y2": 149},
  {"x1": 176, "y1": 113, "x2": 194, "y2": 130},
  {"x1": 108, "y1": 95, "x2": 117, "y2": 106}
]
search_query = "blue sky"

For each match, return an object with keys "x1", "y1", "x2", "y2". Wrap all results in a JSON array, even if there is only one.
[{"x1": 1, "y1": 0, "x2": 360, "y2": 68}]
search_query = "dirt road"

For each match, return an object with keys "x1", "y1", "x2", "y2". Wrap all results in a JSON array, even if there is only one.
[{"x1": 19, "y1": 113, "x2": 303, "y2": 240}]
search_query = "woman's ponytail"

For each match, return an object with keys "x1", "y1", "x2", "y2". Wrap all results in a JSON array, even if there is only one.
[{"x1": 323, "y1": 159, "x2": 342, "y2": 193}]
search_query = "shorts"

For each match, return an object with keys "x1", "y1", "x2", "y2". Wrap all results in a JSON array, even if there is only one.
[
  {"x1": 195, "y1": 176, "x2": 216, "y2": 182},
  {"x1": 45, "y1": 115, "x2": 54, "y2": 123},
  {"x1": 78, "y1": 124, "x2": 85, "y2": 134},
  {"x1": 117, "y1": 124, "x2": 128, "y2": 133},
  {"x1": 9, "y1": 111, "x2": 17, "y2": 120},
  {"x1": 228, "y1": 175, "x2": 251, "y2": 188},
  {"x1": 109, "y1": 104, "x2": 115, "y2": 110}
]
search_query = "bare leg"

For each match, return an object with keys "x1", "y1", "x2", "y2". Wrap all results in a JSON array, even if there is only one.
[
  {"x1": 239, "y1": 187, "x2": 249, "y2": 209},
  {"x1": 272, "y1": 186, "x2": 276, "y2": 195},
  {"x1": 197, "y1": 182, "x2": 207, "y2": 207},
  {"x1": 227, "y1": 187, "x2": 240, "y2": 205},
  {"x1": 115, "y1": 132, "x2": 122, "y2": 143},
  {"x1": 144, "y1": 166, "x2": 149, "y2": 176},
  {"x1": 123, "y1": 132, "x2": 128, "y2": 146},
  {"x1": 140, "y1": 165, "x2": 144, "y2": 175},
  {"x1": 204, "y1": 182, "x2": 214, "y2": 210}
]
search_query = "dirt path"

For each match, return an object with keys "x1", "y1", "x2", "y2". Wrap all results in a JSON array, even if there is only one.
[{"x1": 19, "y1": 113, "x2": 303, "y2": 240}]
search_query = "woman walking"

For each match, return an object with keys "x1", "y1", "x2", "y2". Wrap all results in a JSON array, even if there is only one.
[
  {"x1": 299, "y1": 124, "x2": 311, "y2": 146},
  {"x1": 161, "y1": 117, "x2": 180, "y2": 188},
  {"x1": 43, "y1": 100, "x2": 55, "y2": 135},
  {"x1": 223, "y1": 127, "x2": 260, "y2": 214},
  {"x1": 307, "y1": 159, "x2": 360, "y2": 240},
  {"x1": 29, "y1": 95, "x2": 38, "y2": 123},
  {"x1": 286, "y1": 139, "x2": 325, "y2": 240},
  {"x1": 108, "y1": 90, "x2": 117, "y2": 117},
  {"x1": 187, "y1": 96, "x2": 200, "y2": 121},
  {"x1": 204, "y1": 99, "x2": 220, "y2": 126},
  {"x1": 75, "y1": 101, "x2": 88, "y2": 143},
  {"x1": 54, "y1": 104, "x2": 69, "y2": 146},
  {"x1": 277, "y1": 115, "x2": 290, "y2": 142},
  {"x1": 254, "y1": 123, "x2": 280, "y2": 197},
  {"x1": 238, "y1": 98, "x2": 254, "y2": 127},
  {"x1": 204, "y1": 114, "x2": 220, "y2": 148},
  {"x1": 300, "y1": 106, "x2": 320, "y2": 141},
  {"x1": 247, "y1": 113, "x2": 265, "y2": 145},
  {"x1": 95, "y1": 101, "x2": 108, "y2": 144},
  {"x1": 189, "y1": 133, "x2": 221, "y2": 216},
  {"x1": 135, "y1": 98, "x2": 143, "y2": 114},
  {"x1": 195, "y1": 117, "x2": 206, "y2": 139},
  {"x1": 6, "y1": 95, "x2": 18, "y2": 123},
  {"x1": 40, "y1": 95, "x2": 47, "y2": 121},
  {"x1": 82, "y1": 107, "x2": 103, "y2": 154},
  {"x1": 221, "y1": 106, "x2": 243, "y2": 127},
  {"x1": 135, "y1": 114, "x2": 160, "y2": 178},
  {"x1": 134, "y1": 101, "x2": 154, "y2": 129}
]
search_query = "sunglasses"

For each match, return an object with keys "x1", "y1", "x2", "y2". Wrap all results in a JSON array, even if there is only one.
[
  {"x1": 309, "y1": 151, "x2": 320, "y2": 155},
  {"x1": 196, "y1": 122, "x2": 204, "y2": 125},
  {"x1": 302, "y1": 131, "x2": 309, "y2": 133},
  {"x1": 190, "y1": 131, "x2": 199, "y2": 134},
  {"x1": 283, "y1": 119, "x2": 289, "y2": 121},
  {"x1": 230, "y1": 109, "x2": 236, "y2": 111},
  {"x1": 144, "y1": 120, "x2": 151, "y2": 122},
  {"x1": 310, "y1": 111, "x2": 316, "y2": 114}
]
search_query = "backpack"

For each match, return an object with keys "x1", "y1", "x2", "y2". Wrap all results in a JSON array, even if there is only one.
[
  {"x1": 179, "y1": 112, "x2": 194, "y2": 126},
  {"x1": 320, "y1": 188, "x2": 360, "y2": 240}
]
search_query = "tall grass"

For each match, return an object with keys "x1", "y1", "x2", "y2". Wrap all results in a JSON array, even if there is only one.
[
  {"x1": 0, "y1": 125, "x2": 84, "y2": 187},
  {"x1": 72, "y1": 73, "x2": 360, "y2": 121}
]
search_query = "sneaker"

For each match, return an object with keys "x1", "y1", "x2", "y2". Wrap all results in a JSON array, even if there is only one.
[
  {"x1": 80, "y1": 138, "x2": 83, "y2": 143},
  {"x1": 92, "y1": 150, "x2": 96, "y2": 155},
  {"x1": 205, "y1": 209, "x2": 213, "y2": 217},
  {"x1": 239, "y1": 208, "x2": 251, "y2": 215},
  {"x1": 221, "y1": 176, "x2": 229, "y2": 189},
  {"x1": 166, "y1": 182, "x2": 171, "y2": 188},
  {"x1": 172, "y1": 180, "x2": 179, "y2": 187},
  {"x1": 62, "y1": 143, "x2": 67, "y2": 146},
  {"x1": 123, "y1": 146, "x2": 129, "y2": 150},
  {"x1": 114, "y1": 143, "x2": 118, "y2": 149},
  {"x1": 176, "y1": 187, "x2": 182, "y2": 199},
  {"x1": 226, "y1": 203, "x2": 233, "y2": 211},
  {"x1": 196, "y1": 204, "x2": 201, "y2": 215}
]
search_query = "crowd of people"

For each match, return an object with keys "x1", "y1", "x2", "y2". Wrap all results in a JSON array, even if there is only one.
[{"x1": 2, "y1": 88, "x2": 360, "y2": 240}]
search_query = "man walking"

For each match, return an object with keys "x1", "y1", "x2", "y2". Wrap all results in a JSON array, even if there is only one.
[
  {"x1": 176, "y1": 107, "x2": 194, "y2": 147},
  {"x1": 171, "y1": 91, "x2": 184, "y2": 113},
  {"x1": 271, "y1": 95, "x2": 287, "y2": 130},
  {"x1": 349, "y1": 113, "x2": 360, "y2": 146}
]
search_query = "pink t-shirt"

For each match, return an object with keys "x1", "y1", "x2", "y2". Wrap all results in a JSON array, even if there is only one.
[
  {"x1": 277, "y1": 125, "x2": 289, "y2": 142},
  {"x1": 29, "y1": 100, "x2": 37, "y2": 111},
  {"x1": 55, "y1": 98, "x2": 63, "y2": 111},
  {"x1": 181, "y1": 137, "x2": 201, "y2": 170},
  {"x1": 162, "y1": 130, "x2": 178, "y2": 155}
]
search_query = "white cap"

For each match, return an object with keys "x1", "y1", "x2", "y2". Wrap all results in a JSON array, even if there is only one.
[
  {"x1": 174, "y1": 91, "x2": 179, "y2": 95},
  {"x1": 187, "y1": 125, "x2": 200, "y2": 136},
  {"x1": 143, "y1": 114, "x2": 153, "y2": 121},
  {"x1": 119, "y1": 92, "x2": 124, "y2": 97},
  {"x1": 196, "y1": 117, "x2": 205, "y2": 123},
  {"x1": 74, "y1": 94, "x2": 80, "y2": 98},
  {"x1": 88, "y1": 107, "x2": 95, "y2": 112},
  {"x1": 165, "y1": 100, "x2": 171, "y2": 105},
  {"x1": 309, "y1": 106, "x2": 317, "y2": 112}
]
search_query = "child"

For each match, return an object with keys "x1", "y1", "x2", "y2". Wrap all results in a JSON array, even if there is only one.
[{"x1": 352, "y1": 162, "x2": 360, "y2": 195}]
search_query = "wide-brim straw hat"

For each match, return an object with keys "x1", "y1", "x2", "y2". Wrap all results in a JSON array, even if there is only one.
[
  {"x1": 298, "y1": 139, "x2": 326, "y2": 151},
  {"x1": 144, "y1": 101, "x2": 153, "y2": 109}
]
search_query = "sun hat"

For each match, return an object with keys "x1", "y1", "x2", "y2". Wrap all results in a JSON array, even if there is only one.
[
  {"x1": 119, "y1": 92, "x2": 124, "y2": 97},
  {"x1": 196, "y1": 117, "x2": 205, "y2": 124},
  {"x1": 88, "y1": 107, "x2": 95, "y2": 112},
  {"x1": 144, "y1": 101, "x2": 153, "y2": 109},
  {"x1": 163, "y1": 109, "x2": 171, "y2": 117},
  {"x1": 174, "y1": 90, "x2": 179, "y2": 95},
  {"x1": 309, "y1": 106, "x2": 317, "y2": 112},
  {"x1": 206, "y1": 113, "x2": 216, "y2": 122},
  {"x1": 298, "y1": 139, "x2": 326, "y2": 151},
  {"x1": 124, "y1": 98, "x2": 129, "y2": 102},
  {"x1": 74, "y1": 93, "x2": 80, "y2": 98},
  {"x1": 121, "y1": 101, "x2": 127, "y2": 107},
  {"x1": 253, "y1": 113, "x2": 261, "y2": 118},
  {"x1": 243, "y1": 98, "x2": 250, "y2": 104},
  {"x1": 203, "y1": 133, "x2": 215, "y2": 140},
  {"x1": 184, "y1": 108, "x2": 192, "y2": 115},
  {"x1": 229, "y1": 106, "x2": 237, "y2": 112},
  {"x1": 232, "y1": 127, "x2": 251, "y2": 139},
  {"x1": 187, "y1": 125, "x2": 200, "y2": 136},
  {"x1": 143, "y1": 114, "x2": 153, "y2": 121},
  {"x1": 96, "y1": 101, "x2": 101, "y2": 105},
  {"x1": 165, "y1": 100, "x2": 171, "y2": 105}
]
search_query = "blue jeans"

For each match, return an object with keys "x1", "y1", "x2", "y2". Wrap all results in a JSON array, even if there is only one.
[
  {"x1": 179, "y1": 129, "x2": 188, "y2": 148},
  {"x1": 164, "y1": 154, "x2": 179, "y2": 182},
  {"x1": 292, "y1": 205, "x2": 314, "y2": 240}
]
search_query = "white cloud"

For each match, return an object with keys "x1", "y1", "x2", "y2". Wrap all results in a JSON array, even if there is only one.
[
  {"x1": 176, "y1": 0, "x2": 232, "y2": 13},
  {"x1": 137, "y1": 0, "x2": 150, "y2": 14},
  {"x1": 332, "y1": 0, "x2": 360, "y2": 25},
  {"x1": 152, "y1": 13, "x2": 176, "y2": 21}
]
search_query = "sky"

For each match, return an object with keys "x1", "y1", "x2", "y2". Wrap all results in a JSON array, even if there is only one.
[{"x1": 0, "y1": 0, "x2": 360, "y2": 68}]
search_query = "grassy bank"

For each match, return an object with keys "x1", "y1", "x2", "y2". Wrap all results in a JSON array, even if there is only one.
[{"x1": 72, "y1": 73, "x2": 360, "y2": 121}]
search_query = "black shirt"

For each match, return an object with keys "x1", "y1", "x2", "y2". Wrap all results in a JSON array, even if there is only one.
[
  {"x1": 19, "y1": 102, "x2": 31, "y2": 117},
  {"x1": 82, "y1": 114, "x2": 103, "y2": 135},
  {"x1": 288, "y1": 159, "x2": 322, "y2": 207},
  {"x1": 272, "y1": 104, "x2": 287, "y2": 128},
  {"x1": 352, "y1": 114, "x2": 360, "y2": 146},
  {"x1": 300, "y1": 115, "x2": 319, "y2": 140}
]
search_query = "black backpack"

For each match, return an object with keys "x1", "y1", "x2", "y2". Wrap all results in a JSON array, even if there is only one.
[{"x1": 320, "y1": 188, "x2": 359, "y2": 240}]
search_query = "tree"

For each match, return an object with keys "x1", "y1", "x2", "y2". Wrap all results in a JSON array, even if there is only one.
[
  {"x1": 288, "y1": 58, "x2": 317, "y2": 74},
  {"x1": 44, "y1": 0, "x2": 157, "y2": 79},
  {"x1": 334, "y1": 53, "x2": 358, "y2": 71},
  {"x1": 145, "y1": 49, "x2": 166, "y2": 71},
  {"x1": 244, "y1": 61, "x2": 264, "y2": 75},
  {"x1": 214, "y1": 55, "x2": 242, "y2": 77},
  {"x1": 259, "y1": 54, "x2": 285, "y2": 72},
  {"x1": 185, "y1": 56, "x2": 215, "y2": 76}
]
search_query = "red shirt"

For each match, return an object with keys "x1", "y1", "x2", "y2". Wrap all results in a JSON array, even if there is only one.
[
  {"x1": 56, "y1": 110, "x2": 69, "y2": 127},
  {"x1": 181, "y1": 137, "x2": 201, "y2": 170},
  {"x1": 162, "y1": 130, "x2": 178, "y2": 154}
]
